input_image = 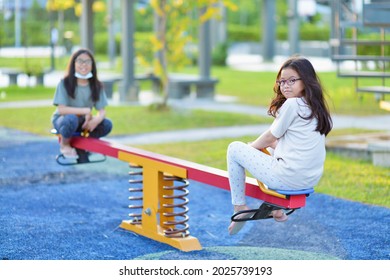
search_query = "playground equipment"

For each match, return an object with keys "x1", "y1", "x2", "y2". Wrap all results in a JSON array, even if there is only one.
[
  {"x1": 53, "y1": 133, "x2": 313, "y2": 252},
  {"x1": 231, "y1": 183, "x2": 314, "y2": 222},
  {"x1": 51, "y1": 129, "x2": 106, "y2": 165},
  {"x1": 331, "y1": 1, "x2": 390, "y2": 99},
  {"x1": 231, "y1": 149, "x2": 314, "y2": 222}
]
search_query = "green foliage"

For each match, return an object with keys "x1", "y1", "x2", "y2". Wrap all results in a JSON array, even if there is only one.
[
  {"x1": 23, "y1": 61, "x2": 45, "y2": 76},
  {"x1": 0, "y1": 0, "x2": 340, "y2": 51},
  {"x1": 227, "y1": 23, "x2": 330, "y2": 42},
  {"x1": 212, "y1": 42, "x2": 228, "y2": 66},
  {"x1": 22, "y1": 2, "x2": 50, "y2": 46},
  {"x1": 135, "y1": 5, "x2": 154, "y2": 32},
  {"x1": 226, "y1": 0, "x2": 260, "y2": 26},
  {"x1": 356, "y1": 33, "x2": 390, "y2": 57},
  {"x1": 134, "y1": 32, "x2": 155, "y2": 68},
  {"x1": 94, "y1": 32, "x2": 111, "y2": 55},
  {"x1": 227, "y1": 24, "x2": 260, "y2": 41},
  {"x1": 297, "y1": 23, "x2": 331, "y2": 41}
]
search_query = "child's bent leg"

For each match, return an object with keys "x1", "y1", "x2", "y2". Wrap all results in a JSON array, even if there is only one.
[
  {"x1": 227, "y1": 141, "x2": 281, "y2": 204},
  {"x1": 227, "y1": 141, "x2": 248, "y2": 206},
  {"x1": 53, "y1": 115, "x2": 79, "y2": 158},
  {"x1": 54, "y1": 114, "x2": 79, "y2": 139},
  {"x1": 59, "y1": 137, "x2": 78, "y2": 158},
  {"x1": 89, "y1": 118, "x2": 113, "y2": 138},
  {"x1": 227, "y1": 141, "x2": 285, "y2": 203}
]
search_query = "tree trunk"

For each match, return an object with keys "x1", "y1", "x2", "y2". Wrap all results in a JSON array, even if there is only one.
[{"x1": 156, "y1": 0, "x2": 169, "y2": 107}]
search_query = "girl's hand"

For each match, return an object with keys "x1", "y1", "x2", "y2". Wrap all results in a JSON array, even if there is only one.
[
  {"x1": 81, "y1": 113, "x2": 92, "y2": 130},
  {"x1": 83, "y1": 116, "x2": 101, "y2": 132}
]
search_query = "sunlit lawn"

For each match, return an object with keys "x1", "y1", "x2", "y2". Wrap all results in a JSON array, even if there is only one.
[{"x1": 0, "y1": 105, "x2": 269, "y2": 136}]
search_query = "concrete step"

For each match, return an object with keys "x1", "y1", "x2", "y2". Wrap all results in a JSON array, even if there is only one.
[{"x1": 326, "y1": 132, "x2": 390, "y2": 167}]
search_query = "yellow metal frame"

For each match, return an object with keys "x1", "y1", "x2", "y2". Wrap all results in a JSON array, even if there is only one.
[{"x1": 118, "y1": 151, "x2": 202, "y2": 252}]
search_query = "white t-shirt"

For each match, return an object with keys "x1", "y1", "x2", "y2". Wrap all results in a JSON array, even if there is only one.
[{"x1": 270, "y1": 97, "x2": 325, "y2": 189}]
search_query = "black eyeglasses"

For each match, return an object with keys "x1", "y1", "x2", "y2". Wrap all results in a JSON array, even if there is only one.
[{"x1": 276, "y1": 78, "x2": 301, "y2": 87}]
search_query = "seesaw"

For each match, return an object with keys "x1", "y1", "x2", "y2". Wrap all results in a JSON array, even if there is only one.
[
  {"x1": 51, "y1": 129, "x2": 106, "y2": 165},
  {"x1": 231, "y1": 148, "x2": 314, "y2": 222},
  {"x1": 51, "y1": 132, "x2": 314, "y2": 251},
  {"x1": 231, "y1": 183, "x2": 314, "y2": 222}
]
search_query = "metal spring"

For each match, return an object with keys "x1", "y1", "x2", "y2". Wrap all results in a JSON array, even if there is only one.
[
  {"x1": 127, "y1": 163, "x2": 143, "y2": 225},
  {"x1": 162, "y1": 175, "x2": 190, "y2": 238}
]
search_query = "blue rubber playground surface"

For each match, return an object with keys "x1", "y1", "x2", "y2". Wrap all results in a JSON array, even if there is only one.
[{"x1": 0, "y1": 127, "x2": 389, "y2": 260}]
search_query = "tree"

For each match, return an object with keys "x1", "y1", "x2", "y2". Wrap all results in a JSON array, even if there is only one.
[
  {"x1": 148, "y1": 0, "x2": 237, "y2": 108},
  {"x1": 47, "y1": 0, "x2": 106, "y2": 47},
  {"x1": 46, "y1": 0, "x2": 75, "y2": 46}
]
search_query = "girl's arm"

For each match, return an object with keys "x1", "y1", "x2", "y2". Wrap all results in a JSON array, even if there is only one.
[
  {"x1": 250, "y1": 129, "x2": 278, "y2": 150},
  {"x1": 58, "y1": 105, "x2": 91, "y2": 116},
  {"x1": 94, "y1": 108, "x2": 106, "y2": 123}
]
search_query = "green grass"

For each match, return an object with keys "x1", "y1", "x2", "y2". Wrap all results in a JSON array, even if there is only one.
[
  {"x1": 320, "y1": 153, "x2": 390, "y2": 208},
  {"x1": 0, "y1": 86, "x2": 56, "y2": 101},
  {"x1": 0, "y1": 106, "x2": 269, "y2": 135}
]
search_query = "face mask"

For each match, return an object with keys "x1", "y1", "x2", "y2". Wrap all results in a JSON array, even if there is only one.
[{"x1": 75, "y1": 72, "x2": 93, "y2": 79}]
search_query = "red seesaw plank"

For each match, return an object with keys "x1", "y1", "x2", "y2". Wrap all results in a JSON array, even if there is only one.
[{"x1": 70, "y1": 137, "x2": 307, "y2": 209}]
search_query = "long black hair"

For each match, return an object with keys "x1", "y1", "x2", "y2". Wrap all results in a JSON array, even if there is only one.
[
  {"x1": 268, "y1": 56, "x2": 333, "y2": 136},
  {"x1": 63, "y1": 48, "x2": 102, "y2": 103}
]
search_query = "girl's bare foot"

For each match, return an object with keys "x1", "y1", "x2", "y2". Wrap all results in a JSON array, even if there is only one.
[
  {"x1": 272, "y1": 209, "x2": 288, "y2": 222},
  {"x1": 228, "y1": 205, "x2": 251, "y2": 235},
  {"x1": 60, "y1": 145, "x2": 78, "y2": 159}
]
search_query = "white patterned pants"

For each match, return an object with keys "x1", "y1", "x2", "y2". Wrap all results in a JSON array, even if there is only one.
[{"x1": 227, "y1": 141, "x2": 285, "y2": 206}]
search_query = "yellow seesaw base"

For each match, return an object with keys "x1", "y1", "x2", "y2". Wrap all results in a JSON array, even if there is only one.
[{"x1": 120, "y1": 222, "x2": 202, "y2": 252}]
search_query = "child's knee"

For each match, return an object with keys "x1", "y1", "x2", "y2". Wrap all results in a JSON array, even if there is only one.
[
  {"x1": 58, "y1": 115, "x2": 78, "y2": 137},
  {"x1": 103, "y1": 119, "x2": 113, "y2": 135},
  {"x1": 228, "y1": 141, "x2": 246, "y2": 154}
]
